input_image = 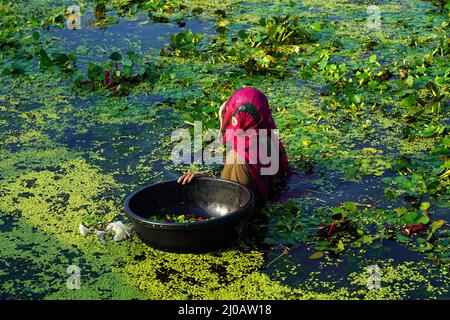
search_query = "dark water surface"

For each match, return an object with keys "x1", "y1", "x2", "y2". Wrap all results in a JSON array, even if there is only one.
[
  {"x1": 38, "y1": 11, "x2": 450, "y2": 297},
  {"x1": 1, "y1": 1, "x2": 448, "y2": 299}
]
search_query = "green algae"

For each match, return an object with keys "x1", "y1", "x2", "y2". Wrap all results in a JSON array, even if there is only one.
[
  {"x1": 0, "y1": 101, "x2": 295, "y2": 299},
  {"x1": 0, "y1": 218, "x2": 148, "y2": 300},
  {"x1": 0, "y1": 0, "x2": 449, "y2": 300},
  {"x1": 347, "y1": 260, "x2": 450, "y2": 299}
]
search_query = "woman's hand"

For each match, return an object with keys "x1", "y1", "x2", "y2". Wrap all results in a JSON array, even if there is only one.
[{"x1": 177, "y1": 173, "x2": 203, "y2": 185}]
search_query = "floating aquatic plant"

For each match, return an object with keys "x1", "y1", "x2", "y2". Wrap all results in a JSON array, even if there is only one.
[
  {"x1": 160, "y1": 30, "x2": 204, "y2": 59},
  {"x1": 1, "y1": 0, "x2": 450, "y2": 300},
  {"x1": 75, "y1": 51, "x2": 159, "y2": 95},
  {"x1": 243, "y1": 15, "x2": 314, "y2": 48}
]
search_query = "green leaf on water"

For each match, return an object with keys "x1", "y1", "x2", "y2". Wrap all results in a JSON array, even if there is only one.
[
  {"x1": 87, "y1": 62, "x2": 102, "y2": 80},
  {"x1": 416, "y1": 237, "x2": 428, "y2": 244},
  {"x1": 363, "y1": 147, "x2": 378, "y2": 154},
  {"x1": 309, "y1": 251, "x2": 324, "y2": 259},
  {"x1": 109, "y1": 52, "x2": 122, "y2": 61},
  {"x1": 403, "y1": 211, "x2": 418, "y2": 224},
  {"x1": 337, "y1": 240, "x2": 345, "y2": 251},
  {"x1": 396, "y1": 234, "x2": 410, "y2": 243},
  {"x1": 416, "y1": 215, "x2": 429, "y2": 225},
  {"x1": 32, "y1": 31, "x2": 40, "y2": 40},
  {"x1": 384, "y1": 189, "x2": 396, "y2": 200},
  {"x1": 420, "y1": 202, "x2": 430, "y2": 211},
  {"x1": 406, "y1": 75, "x2": 414, "y2": 87},
  {"x1": 401, "y1": 94, "x2": 418, "y2": 108},
  {"x1": 381, "y1": 177, "x2": 392, "y2": 184},
  {"x1": 38, "y1": 50, "x2": 53, "y2": 70},
  {"x1": 343, "y1": 201, "x2": 357, "y2": 212},
  {"x1": 430, "y1": 220, "x2": 445, "y2": 233}
]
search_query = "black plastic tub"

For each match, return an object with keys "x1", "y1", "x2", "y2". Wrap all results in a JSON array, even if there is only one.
[{"x1": 124, "y1": 177, "x2": 255, "y2": 253}]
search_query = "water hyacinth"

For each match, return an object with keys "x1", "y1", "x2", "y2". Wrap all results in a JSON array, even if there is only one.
[{"x1": 0, "y1": 0, "x2": 449, "y2": 300}]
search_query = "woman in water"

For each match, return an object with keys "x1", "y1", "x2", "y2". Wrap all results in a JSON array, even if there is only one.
[{"x1": 177, "y1": 88, "x2": 290, "y2": 203}]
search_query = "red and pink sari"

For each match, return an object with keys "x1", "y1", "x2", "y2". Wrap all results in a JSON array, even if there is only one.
[{"x1": 220, "y1": 88, "x2": 290, "y2": 202}]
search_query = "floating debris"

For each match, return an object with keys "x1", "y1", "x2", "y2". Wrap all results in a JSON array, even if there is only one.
[
  {"x1": 79, "y1": 221, "x2": 132, "y2": 242},
  {"x1": 106, "y1": 221, "x2": 132, "y2": 241},
  {"x1": 79, "y1": 223, "x2": 93, "y2": 236}
]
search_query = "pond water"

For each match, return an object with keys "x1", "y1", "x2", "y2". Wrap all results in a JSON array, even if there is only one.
[
  {"x1": 0, "y1": 0, "x2": 448, "y2": 300},
  {"x1": 48, "y1": 11, "x2": 214, "y2": 70}
]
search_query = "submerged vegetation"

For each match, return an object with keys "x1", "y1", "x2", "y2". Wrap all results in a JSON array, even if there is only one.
[{"x1": 0, "y1": 0, "x2": 449, "y2": 299}]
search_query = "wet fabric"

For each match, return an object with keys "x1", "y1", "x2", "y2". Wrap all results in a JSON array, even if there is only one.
[
  {"x1": 220, "y1": 88, "x2": 290, "y2": 202},
  {"x1": 221, "y1": 150, "x2": 253, "y2": 187}
]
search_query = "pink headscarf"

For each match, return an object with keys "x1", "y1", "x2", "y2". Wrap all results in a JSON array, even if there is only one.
[{"x1": 220, "y1": 88, "x2": 290, "y2": 202}]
